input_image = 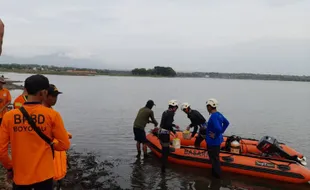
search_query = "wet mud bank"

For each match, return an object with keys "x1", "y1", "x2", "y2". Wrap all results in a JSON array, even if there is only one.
[
  {"x1": 2, "y1": 76, "x2": 23, "y2": 90},
  {"x1": 0, "y1": 149, "x2": 128, "y2": 190},
  {"x1": 4, "y1": 81, "x2": 23, "y2": 90},
  {"x1": 62, "y1": 149, "x2": 126, "y2": 190}
]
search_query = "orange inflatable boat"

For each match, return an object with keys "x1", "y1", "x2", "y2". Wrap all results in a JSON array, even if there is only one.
[{"x1": 146, "y1": 131, "x2": 310, "y2": 184}]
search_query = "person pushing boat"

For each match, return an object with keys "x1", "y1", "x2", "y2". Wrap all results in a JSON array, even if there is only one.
[
  {"x1": 158, "y1": 100, "x2": 179, "y2": 173},
  {"x1": 181, "y1": 102, "x2": 207, "y2": 148},
  {"x1": 133, "y1": 100, "x2": 158, "y2": 158},
  {"x1": 206, "y1": 98, "x2": 229, "y2": 179}
]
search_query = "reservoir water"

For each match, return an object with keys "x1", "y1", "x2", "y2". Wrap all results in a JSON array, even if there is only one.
[{"x1": 3, "y1": 72, "x2": 310, "y2": 190}]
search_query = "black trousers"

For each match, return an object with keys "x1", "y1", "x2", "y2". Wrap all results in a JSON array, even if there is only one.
[
  {"x1": 194, "y1": 127, "x2": 206, "y2": 147},
  {"x1": 159, "y1": 133, "x2": 170, "y2": 171},
  {"x1": 13, "y1": 178, "x2": 54, "y2": 190},
  {"x1": 207, "y1": 145, "x2": 221, "y2": 178},
  {"x1": 194, "y1": 135, "x2": 204, "y2": 147}
]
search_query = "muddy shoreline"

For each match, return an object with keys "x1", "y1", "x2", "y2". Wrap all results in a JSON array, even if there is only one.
[
  {"x1": 0, "y1": 148, "x2": 127, "y2": 190},
  {"x1": 2, "y1": 76, "x2": 23, "y2": 90}
]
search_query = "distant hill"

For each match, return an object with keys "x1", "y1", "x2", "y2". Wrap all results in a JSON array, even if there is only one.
[
  {"x1": 1, "y1": 38, "x2": 309, "y2": 76},
  {"x1": 0, "y1": 53, "x2": 110, "y2": 69}
]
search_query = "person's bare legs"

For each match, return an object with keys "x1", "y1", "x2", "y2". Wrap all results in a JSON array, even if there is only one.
[
  {"x1": 143, "y1": 143, "x2": 147, "y2": 156},
  {"x1": 136, "y1": 142, "x2": 141, "y2": 157}
]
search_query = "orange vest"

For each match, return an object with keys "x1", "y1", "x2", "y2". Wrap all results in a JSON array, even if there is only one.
[
  {"x1": 0, "y1": 103, "x2": 70, "y2": 185},
  {"x1": 0, "y1": 88, "x2": 11, "y2": 118},
  {"x1": 48, "y1": 106, "x2": 72, "y2": 181},
  {"x1": 13, "y1": 94, "x2": 27, "y2": 109}
]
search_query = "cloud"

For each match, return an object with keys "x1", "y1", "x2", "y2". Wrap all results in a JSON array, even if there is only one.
[{"x1": 0, "y1": 0, "x2": 309, "y2": 74}]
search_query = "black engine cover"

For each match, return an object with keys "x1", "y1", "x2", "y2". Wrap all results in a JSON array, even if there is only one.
[{"x1": 257, "y1": 136, "x2": 294, "y2": 160}]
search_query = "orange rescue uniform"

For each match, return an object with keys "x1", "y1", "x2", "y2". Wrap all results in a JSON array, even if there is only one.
[
  {"x1": 13, "y1": 94, "x2": 27, "y2": 109},
  {"x1": 0, "y1": 87, "x2": 11, "y2": 119},
  {"x1": 53, "y1": 132, "x2": 72, "y2": 181},
  {"x1": 47, "y1": 106, "x2": 72, "y2": 181},
  {"x1": 0, "y1": 102, "x2": 70, "y2": 185}
]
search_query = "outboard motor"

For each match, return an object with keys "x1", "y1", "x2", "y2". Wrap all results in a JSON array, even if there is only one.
[{"x1": 257, "y1": 136, "x2": 306, "y2": 166}]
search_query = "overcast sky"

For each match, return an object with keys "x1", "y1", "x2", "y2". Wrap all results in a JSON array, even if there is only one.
[{"x1": 0, "y1": 0, "x2": 309, "y2": 75}]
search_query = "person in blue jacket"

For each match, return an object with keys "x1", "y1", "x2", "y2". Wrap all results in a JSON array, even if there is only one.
[{"x1": 205, "y1": 98, "x2": 229, "y2": 178}]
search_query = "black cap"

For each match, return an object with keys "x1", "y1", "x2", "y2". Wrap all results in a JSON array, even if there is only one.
[
  {"x1": 24, "y1": 74, "x2": 49, "y2": 95},
  {"x1": 147, "y1": 100, "x2": 155, "y2": 106},
  {"x1": 145, "y1": 100, "x2": 156, "y2": 109},
  {"x1": 48, "y1": 84, "x2": 62, "y2": 96}
]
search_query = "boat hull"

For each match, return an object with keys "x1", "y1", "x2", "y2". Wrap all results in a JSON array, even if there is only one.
[{"x1": 146, "y1": 132, "x2": 310, "y2": 184}]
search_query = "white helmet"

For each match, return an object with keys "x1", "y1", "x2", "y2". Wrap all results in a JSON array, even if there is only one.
[
  {"x1": 168, "y1": 100, "x2": 178, "y2": 107},
  {"x1": 181, "y1": 103, "x2": 190, "y2": 110},
  {"x1": 206, "y1": 98, "x2": 218, "y2": 108}
]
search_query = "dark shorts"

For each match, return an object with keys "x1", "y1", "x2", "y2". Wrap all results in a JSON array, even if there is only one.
[
  {"x1": 133, "y1": 127, "x2": 147, "y2": 143},
  {"x1": 159, "y1": 133, "x2": 170, "y2": 147}
]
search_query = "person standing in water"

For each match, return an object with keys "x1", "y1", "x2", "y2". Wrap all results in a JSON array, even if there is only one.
[
  {"x1": 205, "y1": 98, "x2": 229, "y2": 178},
  {"x1": 133, "y1": 100, "x2": 158, "y2": 157},
  {"x1": 158, "y1": 100, "x2": 179, "y2": 173},
  {"x1": 0, "y1": 76, "x2": 11, "y2": 125},
  {"x1": 181, "y1": 103, "x2": 207, "y2": 147}
]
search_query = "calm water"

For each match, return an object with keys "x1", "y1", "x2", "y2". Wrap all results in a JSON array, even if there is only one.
[{"x1": 3, "y1": 72, "x2": 310, "y2": 190}]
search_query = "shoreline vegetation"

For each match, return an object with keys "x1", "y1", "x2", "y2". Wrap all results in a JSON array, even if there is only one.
[{"x1": 0, "y1": 63, "x2": 310, "y2": 82}]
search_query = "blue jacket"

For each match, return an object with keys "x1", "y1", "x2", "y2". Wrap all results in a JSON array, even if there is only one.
[{"x1": 205, "y1": 111, "x2": 229, "y2": 146}]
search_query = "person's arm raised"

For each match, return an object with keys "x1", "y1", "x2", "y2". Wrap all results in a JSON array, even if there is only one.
[
  {"x1": 52, "y1": 111, "x2": 70, "y2": 151},
  {"x1": 150, "y1": 110, "x2": 158, "y2": 127}
]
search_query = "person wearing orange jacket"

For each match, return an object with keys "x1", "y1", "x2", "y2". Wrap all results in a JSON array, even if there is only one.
[
  {"x1": 0, "y1": 74, "x2": 70, "y2": 190},
  {"x1": 13, "y1": 88, "x2": 28, "y2": 109},
  {"x1": 0, "y1": 76, "x2": 11, "y2": 125},
  {"x1": 43, "y1": 84, "x2": 72, "y2": 189}
]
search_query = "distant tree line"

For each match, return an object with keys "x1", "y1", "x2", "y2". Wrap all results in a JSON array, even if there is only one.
[
  {"x1": 176, "y1": 71, "x2": 310, "y2": 82},
  {"x1": 1, "y1": 63, "x2": 309, "y2": 82},
  {"x1": 204, "y1": 72, "x2": 310, "y2": 82},
  {"x1": 132, "y1": 66, "x2": 177, "y2": 77},
  {"x1": 0, "y1": 63, "x2": 80, "y2": 71}
]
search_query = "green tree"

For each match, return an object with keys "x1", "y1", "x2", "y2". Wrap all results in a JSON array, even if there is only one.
[{"x1": 131, "y1": 66, "x2": 176, "y2": 77}]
